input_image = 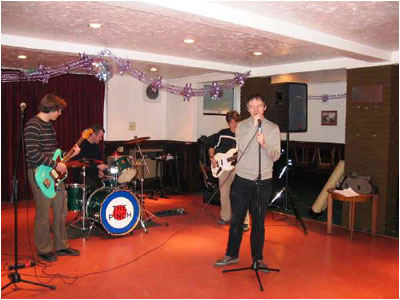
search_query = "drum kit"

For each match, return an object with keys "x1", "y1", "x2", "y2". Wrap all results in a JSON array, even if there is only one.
[{"x1": 65, "y1": 136, "x2": 168, "y2": 238}]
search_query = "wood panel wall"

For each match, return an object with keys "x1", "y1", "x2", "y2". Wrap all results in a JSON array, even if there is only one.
[{"x1": 346, "y1": 65, "x2": 399, "y2": 234}]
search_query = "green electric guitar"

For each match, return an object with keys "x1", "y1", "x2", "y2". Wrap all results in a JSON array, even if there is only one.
[{"x1": 34, "y1": 128, "x2": 93, "y2": 198}]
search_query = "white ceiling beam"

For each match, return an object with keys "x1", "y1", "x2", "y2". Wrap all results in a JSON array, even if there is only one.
[
  {"x1": 250, "y1": 57, "x2": 398, "y2": 77},
  {"x1": 142, "y1": 0, "x2": 392, "y2": 62}
]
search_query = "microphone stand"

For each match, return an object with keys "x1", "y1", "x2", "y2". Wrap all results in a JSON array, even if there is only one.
[
  {"x1": 2, "y1": 106, "x2": 55, "y2": 291},
  {"x1": 222, "y1": 119, "x2": 279, "y2": 292}
]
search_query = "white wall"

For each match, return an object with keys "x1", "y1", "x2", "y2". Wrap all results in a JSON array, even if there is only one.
[
  {"x1": 195, "y1": 81, "x2": 347, "y2": 144},
  {"x1": 165, "y1": 92, "x2": 198, "y2": 142},
  {"x1": 288, "y1": 81, "x2": 347, "y2": 143},
  {"x1": 104, "y1": 74, "x2": 346, "y2": 144},
  {"x1": 105, "y1": 75, "x2": 166, "y2": 141}
]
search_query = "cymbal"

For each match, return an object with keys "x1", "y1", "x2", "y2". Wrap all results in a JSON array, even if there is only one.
[
  {"x1": 66, "y1": 161, "x2": 89, "y2": 168},
  {"x1": 126, "y1": 136, "x2": 150, "y2": 145},
  {"x1": 80, "y1": 158, "x2": 103, "y2": 164},
  {"x1": 105, "y1": 137, "x2": 150, "y2": 145}
]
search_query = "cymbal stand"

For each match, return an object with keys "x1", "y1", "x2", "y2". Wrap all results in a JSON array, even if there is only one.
[
  {"x1": 68, "y1": 165, "x2": 94, "y2": 232},
  {"x1": 135, "y1": 143, "x2": 168, "y2": 232}
]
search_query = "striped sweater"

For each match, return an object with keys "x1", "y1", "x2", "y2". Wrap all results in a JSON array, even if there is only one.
[{"x1": 24, "y1": 115, "x2": 59, "y2": 169}]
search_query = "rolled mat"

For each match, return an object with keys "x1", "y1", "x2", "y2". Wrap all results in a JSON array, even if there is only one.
[{"x1": 311, "y1": 160, "x2": 345, "y2": 213}]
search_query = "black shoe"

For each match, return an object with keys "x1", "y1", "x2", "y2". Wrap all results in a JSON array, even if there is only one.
[
  {"x1": 38, "y1": 252, "x2": 57, "y2": 262},
  {"x1": 308, "y1": 208, "x2": 323, "y2": 219},
  {"x1": 214, "y1": 255, "x2": 239, "y2": 267},
  {"x1": 56, "y1": 247, "x2": 80, "y2": 256},
  {"x1": 256, "y1": 260, "x2": 270, "y2": 273},
  {"x1": 218, "y1": 218, "x2": 230, "y2": 225}
]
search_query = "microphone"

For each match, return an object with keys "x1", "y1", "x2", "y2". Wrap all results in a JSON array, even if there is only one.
[
  {"x1": 257, "y1": 119, "x2": 262, "y2": 132},
  {"x1": 20, "y1": 102, "x2": 27, "y2": 112}
]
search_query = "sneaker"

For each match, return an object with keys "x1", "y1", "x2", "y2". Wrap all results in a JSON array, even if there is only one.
[
  {"x1": 243, "y1": 224, "x2": 250, "y2": 231},
  {"x1": 56, "y1": 247, "x2": 80, "y2": 256},
  {"x1": 214, "y1": 255, "x2": 239, "y2": 267},
  {"x1": 38, "y1": 252, "x2": 57, "y2": 262},
  {"x1": 218, "y1": 218, "x2": 230, "y2": 225},
  {"x1": 256, "y1": 260, "x2": 270, "y2": 273}
]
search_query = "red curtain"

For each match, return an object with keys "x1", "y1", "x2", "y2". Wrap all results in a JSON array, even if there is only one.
[{"x1": 1, "y1": 73, "x2": 105, "y2": 201}]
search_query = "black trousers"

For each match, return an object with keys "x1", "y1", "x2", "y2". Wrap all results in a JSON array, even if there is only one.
[{"x1": 226, "y1": 175, "x2": 272, "y2": 260}]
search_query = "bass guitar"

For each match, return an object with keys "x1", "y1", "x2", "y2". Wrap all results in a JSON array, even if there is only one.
[
  {"x1": 34, "y1": 128, "x2": 93, "y2": 198},
  {"x1": 211, "y1": 148, "x2": 238, "y2": 178}
]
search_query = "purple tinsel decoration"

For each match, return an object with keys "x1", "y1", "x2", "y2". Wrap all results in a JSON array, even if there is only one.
[
  {"x1": 95, "y1": 61, "x2": 112, "y2": 82},
  {"x1": 181, "y1": 83, "x2": 193, "y2": 101},
  {"x1": 233, "y1": 71, "x2": 250, "y2": 87},
  {"x1": 210, "y1": 81, "x2": 223, "y2": 100},
  {"x1": 150, "y1": 76, "x2": 163, "y2": 93},
  {"x1": 1, "y1": 49, "x2": 251, "y2": 101},
  {"x1": 118, "y1": 59, "x2": 130, "y2": 75}
]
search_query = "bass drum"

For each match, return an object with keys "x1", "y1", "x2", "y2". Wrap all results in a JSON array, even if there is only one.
[{"x1": 86, "y1": 187, "x2": 140, "y2": 235}]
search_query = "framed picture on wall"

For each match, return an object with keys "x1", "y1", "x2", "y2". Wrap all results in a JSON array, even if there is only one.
[
  {"x1": 203, "y1": 86, "x2": 234, "y2": 115},
  {"x1": 321, "y1": 110, "x2": 337, "y2": 126}
]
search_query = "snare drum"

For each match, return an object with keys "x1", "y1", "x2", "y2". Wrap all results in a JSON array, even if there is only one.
[
  {"x1": 108, "y1": 156, "x2": 137, "y2": 184},
  {"x1": 86, "y1": 188, "x2": 140, "y2": 235},
  {"x1": 102, "y1": 176, "x2": 118, "y2": 188}
]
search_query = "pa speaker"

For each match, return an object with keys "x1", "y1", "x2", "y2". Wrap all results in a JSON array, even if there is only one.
[{"x1": 266, "y1": 83, "x2": 308, "y2": 132}]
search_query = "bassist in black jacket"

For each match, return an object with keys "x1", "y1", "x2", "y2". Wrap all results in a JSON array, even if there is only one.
[{"x1": 208, "y1": 110, "x2": 249, "y2": 230}]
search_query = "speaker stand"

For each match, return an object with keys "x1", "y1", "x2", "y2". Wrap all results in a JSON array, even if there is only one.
[{"x1": 273, "y1": 132, "x2": 308, "y2": 235}]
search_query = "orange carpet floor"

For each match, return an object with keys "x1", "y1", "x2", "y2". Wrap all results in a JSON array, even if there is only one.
[{"x1": 1, "y1": 194, "x2": 398, "y2": 299}]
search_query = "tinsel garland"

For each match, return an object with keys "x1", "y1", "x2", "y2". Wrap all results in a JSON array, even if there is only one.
[
  {"x1": 1, "y1": 49, "x2": 251, "y2": 101},
  {"x1": 309, "y1": 93, "x2": 346, "y2": 102}
]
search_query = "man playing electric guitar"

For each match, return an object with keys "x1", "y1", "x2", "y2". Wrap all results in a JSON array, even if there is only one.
[
  {"x1": 24, "y1": 94, "x2": 81, "y2": 262},
  {"x1": 208, "y1": 110, "x2": 249, "y2": 230}
]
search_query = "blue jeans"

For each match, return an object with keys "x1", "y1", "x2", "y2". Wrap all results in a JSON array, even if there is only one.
[{"x1": 226, "y1": 175, "x2": 272, "y2": 260}]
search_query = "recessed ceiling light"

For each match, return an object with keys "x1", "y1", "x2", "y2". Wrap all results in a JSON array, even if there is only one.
[
  {"x1": 184, "y1": 38, "x2": 195, "y2": 44},
  {"x1": 88, "y1": 23, "x2": 102, "y2": 29},
  {"x1": 253, "y1": 51, "x2": 263, "y2": 56},
  {"x1": 18, "y1": 55, "x2": 27, "y2": 59},
  {"x1": 150, "y1": 67, "x2": 158, "y2": 72}
]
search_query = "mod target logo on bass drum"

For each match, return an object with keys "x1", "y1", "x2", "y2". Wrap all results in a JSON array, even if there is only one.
[{"x1": 87, "y1": 188, "x2": 140, "y2": 235}]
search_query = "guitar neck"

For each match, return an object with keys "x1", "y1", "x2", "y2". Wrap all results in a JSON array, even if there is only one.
[{"x1": 61, "y1": 136, "x2": 85, "y2": 163}]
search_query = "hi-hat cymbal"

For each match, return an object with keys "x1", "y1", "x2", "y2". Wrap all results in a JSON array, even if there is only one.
[{"x1": 66, "y1": 161, "x2": 89, "y2": 168}]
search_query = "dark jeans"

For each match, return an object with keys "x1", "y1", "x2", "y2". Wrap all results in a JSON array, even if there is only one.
[{"x1": 226, "y1": 175, "x2": 272, "y2": 260}]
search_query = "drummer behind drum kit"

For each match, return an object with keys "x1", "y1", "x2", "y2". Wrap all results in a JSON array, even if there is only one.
[{"x1": 66, "y1": 136, "x2": 168, "y2": 238}]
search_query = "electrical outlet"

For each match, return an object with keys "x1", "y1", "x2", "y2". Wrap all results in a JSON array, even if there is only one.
[{"x1": 129, "y1": 121, "x2": 136, "y2": 131}]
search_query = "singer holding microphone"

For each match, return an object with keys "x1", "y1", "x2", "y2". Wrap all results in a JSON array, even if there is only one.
[{"x1": 215, "y1": 93, "x2": 281, "y2": 269}]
